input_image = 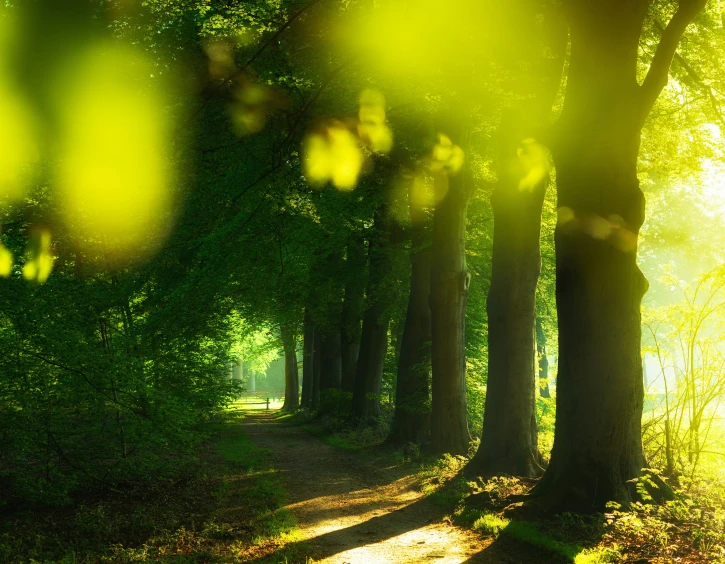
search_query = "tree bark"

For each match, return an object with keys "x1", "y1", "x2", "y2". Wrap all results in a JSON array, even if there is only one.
[
  {"x1": 341, "y1": 236, "x2": 365, "y2": 394},
  {"x1": 468, "y1": 5, "x2": 566, "y2": 476},
  {"x1": 320, "y1": 329, "x2": 342, "y2": 392},
  {"x1": 389, "y1": 181, "x2": 433, "y2": 445},
  {"x1": 341, "y1": 323, "x2": 361, "y2": 394},
  {"x1": 312, "y1": 330, "x2": 321, "y2": 408},
  {"x1": 301, "y1": 311, "x2": 315, "y2": 408},
  {"x1": 430, "y1": 167, "x2": 471, "y2": 455},
  {"x1": 281, "y1": 326, "x2": 299, "y2": 411},
  {"x1": 531, "y1": 0, "x2": 704, "y2": 510},
  {"x1": 353, "y1": 203, "x2": 391, "y2": 420},
  {"x1": 353, "y1": 305, "x2": 389, "y2": 419},
  {"x1": 469, "y1": 127, "x2": 547, "y2": 477}
]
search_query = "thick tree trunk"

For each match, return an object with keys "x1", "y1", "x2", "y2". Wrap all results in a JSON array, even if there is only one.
[
  {"x1": 281, "y1": 326, "x2": 299, "y2": 411},
  {"x1": 389, "y1": 183, "x2": 433, "y2": 445},
  {"x1": 341, "y1": 326, "x2": 360, "y2": 394},
  {"x1": 469, "y1": 132, "x2": 547, "y2": 477},
  {"x1": 320, "y1": 329, "x2": 342, "y2": 392},
  {"x1": 531, "y1": 1, "x2": 660, "y2": 510},
  {"x1": 468, "y1": 4, "x2": 566, "y2": 474},
  {"x1": 301, "y1": 311, "x2": 315, "y2": 408},
  {"x1": 341, "y1": 237, "x2": 365, "y2": 394},
  {"x1": 312, "y1": 330, "x2": 321, "y2": 408},
  {"x1": 534, "y1": 195, "x2": 648, "y2": 510},
  {"x1": 536, "y1": 316, "x2": 550, "y2": 399},
  {"x1": 352, "y1": 203, "x2": 391, "y2": 420},
  {"x1": 353, "y1": 306, "x2": 389, "y2": 419},
  {"x1": 430, "y1": 168, "x2": 471, "y2": 455}
]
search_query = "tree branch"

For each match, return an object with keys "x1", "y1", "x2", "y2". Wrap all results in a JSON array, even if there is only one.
[
  {"x1": 651, "y1": 19, "x2": 725, "y2": 130},
  {"x1": 639, "y1": 0, "x2": 707, "y2": 119},
  {"x1": 175, "y1": 0, "x2": 324, "y2": 136}
]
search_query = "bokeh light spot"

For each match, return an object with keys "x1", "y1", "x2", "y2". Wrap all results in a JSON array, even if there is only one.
[
  {"x1": 22, "y1": 229, "x2": 54, "y2": 284},
  {"x1": 55, "y1": 41, "x2": 174, "y2": 261},
  {"x1": 303, "y1": 123, "x2": 364, "y2": 191}
]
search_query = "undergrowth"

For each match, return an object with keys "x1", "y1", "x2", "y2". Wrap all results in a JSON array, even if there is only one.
[
  {"x1": 0, "y1": 412, "x2": 309, "y2": 563},
  {"x1": 446, "y1": 469, "x2": 725, "y2": 563}
]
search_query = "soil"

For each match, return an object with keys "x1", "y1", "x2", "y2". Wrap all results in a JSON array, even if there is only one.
[{"x1": 242, "y1": 412, "x2": 562, "y2": 564}]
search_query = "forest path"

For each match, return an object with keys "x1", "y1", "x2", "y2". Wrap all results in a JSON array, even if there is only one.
[{"x1": 242, "y1": 411, "x2": 558, "y2": 564}]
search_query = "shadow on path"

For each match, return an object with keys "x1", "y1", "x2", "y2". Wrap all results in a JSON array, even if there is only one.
[{"x1": 242, "y1": 412, "x2": 563, "y2": 564}]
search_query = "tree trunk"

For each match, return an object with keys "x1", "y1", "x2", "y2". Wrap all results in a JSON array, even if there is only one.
[
  {"x1": 281, "y1": 326, "x2": 299, "y2": 411},
  {"x1": 320, "y1": 329, "x2": 342, "y2": 392},
  {"x1": 312, "y1": 330, "x2": 321, "y2": 408},
  {"x1": 389, "y1": 181, "x2": 433, "y2": 445},
  {"x1": 536, "y1": 316, "x2": 550, "y2": 399},
  {"x1": 341, "y1": 237, "x2": 365, "y2": 394},
  {"x1": 341, "y1": 325, "x2": 360, "y2": 394},
  {"x1": 353, "y1": 306, "x2": 389, "y2": 419},
  {"x1": 232, "y1": 358, "x2": 243, "y2": 383},
  {"x1": 469, "y1": 128, "x2": 547, "y2": 477},
  {"x1": 430, "y1": 166, "x2": 471, "y2": 455},
  {"x1": 353, "y1": 203, "x2": 391, "y2": 420},
  {"x1": 247, "y1": 366, "x2": 256, "y2": 392},
  {"x1": 468, "y1": 3, "x2": 567, "y2": 474},
  {"x1": 532, "y1": 1, "x2": 657, "y2": 510},
  {"x1": 301, "y1": 311, "x2": 315, "y2": 408}
]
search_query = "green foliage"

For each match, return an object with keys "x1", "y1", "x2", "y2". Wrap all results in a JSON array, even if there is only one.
[
  {"x1": 0, "y1": 415, "x2": 305, "y2": 563},
  {"x1": 642, "y1": 265, "x2": 725, "y2": 479},
  {"x1": 536, "y1": 394, "x2": 557, "y2": 458},
  {"x1": 0, "y1": 271, "x2": 240, "y2": 504},
  {"x1": 419, "y1": 453, "x2": 470, "y2": 506},
  {"x1": 460, "y1": 509, "x2": 620, "y2": 563},
  {"x1": 302, "y1": 392, "x2": 393, "y2": 451}
]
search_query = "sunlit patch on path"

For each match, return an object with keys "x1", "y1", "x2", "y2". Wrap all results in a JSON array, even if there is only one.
[{"x1": 242, "y1": 412, "x2": 550, "y2": 563}]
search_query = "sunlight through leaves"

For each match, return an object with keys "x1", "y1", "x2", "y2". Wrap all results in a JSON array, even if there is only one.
[
  {"x1": 22, "y1": 229, "x2": 54, "y2": 284},
  {"x1": 357, "y1": 89, "x2": 393, "y2": 154},
  {"x1": 516, "y1": 138, "x2": 547, "y2": 191},
  {"x1": 557, "y1": 207, "x2": 638, "y2": 252},
  {"x1": 303, "y1": 123, "x2": 365, "y2": 190},
  {"x1": 0, "y1": 243, "x2": 12, "y2": 277},
  {"x1": 55, "y1": 41, "x2": 174, "y2": 262},
  {"x1": 0, "y1": 16, "x2": 38, "y2": 202},
  {"x1": 429, "y1": 134, "x2": 464, "y2": 175}
]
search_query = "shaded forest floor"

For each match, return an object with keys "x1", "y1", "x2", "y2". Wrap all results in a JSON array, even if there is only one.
[{"x1": 2, "y1": 408, "x2": 723, "y2": 563}]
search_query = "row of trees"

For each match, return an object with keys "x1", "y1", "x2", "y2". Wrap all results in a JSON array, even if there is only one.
[
  {"x1": 262, "y1": 0, "x2": 717, "y2": 512},
  {"x1": 1, "y1": 0, "x2": 723, "y2": 514}
]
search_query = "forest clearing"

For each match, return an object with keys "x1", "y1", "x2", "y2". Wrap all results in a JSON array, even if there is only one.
[{"x1": 3, "y1": 0, "x2": 725, "y2": 562}]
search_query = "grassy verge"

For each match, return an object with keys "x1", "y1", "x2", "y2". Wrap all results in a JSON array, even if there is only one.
[
  {"x1": 418, "y1": 456, "x2": 725, "y2": 564},
  {"x1": 300, "y1": 424, "x2": 364, "y2": 452},
  {"x1": 416, "y1": 459, "x2": 619, "y2": 563},
  {"x1": 0, "y1": 413, "x2": 309, "y2": 563},
  {"x1": 455, "y1": 509, "x2": 619, "y2": 564}
]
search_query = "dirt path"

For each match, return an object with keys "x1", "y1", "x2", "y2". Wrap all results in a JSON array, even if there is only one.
[{"x1": 242, "y1": 412, "x2": 558, "y2": 564}]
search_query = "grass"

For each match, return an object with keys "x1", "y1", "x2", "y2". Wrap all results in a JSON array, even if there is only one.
[
  {"x1": 449, "y1": 469, "x2": 725, "y2": 564},
  {"x1": 301, "y1": 424, "x2": 364, "y2": 451},
  {"x1": 416, "y1": 460, "x2": 623, "y2": 563},
  {"x1": 465, "y1": 511, "x2": 620, "y2": 563},
  {"x1": 0, "y1": 412, "x2": 310, "y2": 563}
]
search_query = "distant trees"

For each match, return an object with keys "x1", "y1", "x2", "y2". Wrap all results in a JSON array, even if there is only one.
[{"x1": 281, "y1": 326, "x2": 299, "y2": 411}]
